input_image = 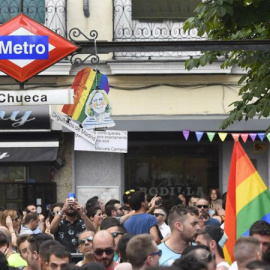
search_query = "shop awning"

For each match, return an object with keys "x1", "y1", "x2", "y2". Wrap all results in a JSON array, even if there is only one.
[{"x1": 0, "y1": 141, "x2": 59, "y2": 162}]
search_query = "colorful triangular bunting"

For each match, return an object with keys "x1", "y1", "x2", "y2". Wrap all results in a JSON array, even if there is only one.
[
  {"x1": 207, "y1": 132, "x2": 215, "y2": 142},
  {"x1": 240, "y1": 133, "x2": 249, "y2": 143},
  {"x1": 182, "y1": 130, "x2": 190, "y2": 141},
  {"x1": 195, "y1": 131, "x2": 204, "y2": 142},
  {"x1": 218, "y1": 132, "x2": 228, "y2": 142}
]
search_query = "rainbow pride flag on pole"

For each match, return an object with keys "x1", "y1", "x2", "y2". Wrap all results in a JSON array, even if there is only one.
[{"x1": 224, "y1": 140, "x2": 270, "y2": 264}]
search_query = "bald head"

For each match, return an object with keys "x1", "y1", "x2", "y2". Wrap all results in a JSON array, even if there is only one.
[
  {"x1": 93, "y1": 230, "x2": 115, "y2": 268},
  {"x1": 93, "y1": 230, "x2": 114, "y2": 247}
]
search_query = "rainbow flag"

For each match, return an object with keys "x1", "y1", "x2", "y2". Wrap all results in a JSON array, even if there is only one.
[
  {"x1": 224, "y1": 141, "x2": 270, "y2": 264},
  {"x1": 62, "y1": 67, "x2": 110, "y2": 122}
]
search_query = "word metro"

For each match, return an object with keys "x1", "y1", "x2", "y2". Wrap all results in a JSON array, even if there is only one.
[{"x1": 0, "y1": 35, "x2": 48, "y2": 59}]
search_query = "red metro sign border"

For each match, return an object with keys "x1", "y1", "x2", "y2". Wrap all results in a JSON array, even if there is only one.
[{"x1": 0, "y1": 14, "x2": 77, "y2": 82}]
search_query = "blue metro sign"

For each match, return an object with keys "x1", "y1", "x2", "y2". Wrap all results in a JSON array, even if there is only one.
[{"x1": 0, "y1": 36, "x2": 49, "y2": 59}]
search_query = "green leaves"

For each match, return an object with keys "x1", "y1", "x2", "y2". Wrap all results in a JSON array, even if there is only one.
[{"x1": 183, "y1": 0, "x2": 270, "y2": 131}]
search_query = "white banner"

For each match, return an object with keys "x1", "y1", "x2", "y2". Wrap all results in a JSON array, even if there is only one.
[
  {"x1": 51, "y1": 111, "x2": 97, "y2": 145},
  {"x1": 75, "y1": 130, "x2": 128, "y2": 153},
  {"x1": 0, "y1": 89, "x2": 74, "y2": 105}
]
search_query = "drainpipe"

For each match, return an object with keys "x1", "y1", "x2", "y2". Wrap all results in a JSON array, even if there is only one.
[{"x1": 83, "y1": 0, "x2": 90, "y2": 18}]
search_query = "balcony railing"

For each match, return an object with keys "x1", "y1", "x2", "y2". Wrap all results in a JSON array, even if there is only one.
[
  {"x1": 0, "y1": 0, "x2": 67, "y2": 37},
  {"x1": 113, "y1": 0, "x2": 205, "y2": 60}
]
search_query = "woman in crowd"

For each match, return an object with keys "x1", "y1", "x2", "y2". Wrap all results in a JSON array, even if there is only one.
[
  {"x1": 209, "y1": 188, "x2": 221, "y2": 216},
  {"x1": 87, "y1": 206, "x2": 103, "y2": 231},
  {"x1": 45, "y1": 202, "x2": 64, "y2": 235},
  {"x1": 0, "y1": 209, "x2": 21, "y2": 248}
]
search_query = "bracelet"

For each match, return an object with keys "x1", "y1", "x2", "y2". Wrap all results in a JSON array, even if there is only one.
[
  {"x1": 10, "y1": 231, "x2": 15, "y2": 234},
  {"x1": 57, "y1": 211, "x2": 63, "y2": 217}
]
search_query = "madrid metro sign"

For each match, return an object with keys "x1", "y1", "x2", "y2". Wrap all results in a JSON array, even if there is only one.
[{"x1": 0, "y1": 14, "x2": 77, "y2": 82}]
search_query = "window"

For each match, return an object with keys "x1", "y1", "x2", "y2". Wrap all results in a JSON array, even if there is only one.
[
  {"x1": 125, "y1": 132, "x2": 219, "y2": 210},
  {"x1": 132, "y1": 0, "x2": 201, "y2": 21},
  {"x1": 0, "y1": 0, "x2": 45, "y2": 24}
]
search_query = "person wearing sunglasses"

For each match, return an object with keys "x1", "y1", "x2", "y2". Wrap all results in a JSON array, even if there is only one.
[
  {"x1": 93, "y1": 230, "x2": 118, "y2": 270},
  {"x1": 195, "y1": 225, "x2": 229, "y2": 270},
  {"x1": 50, "y1": 197, "x2": 96, "y2": 253},
  {"x1": 153, "y1": 207, "x2": 171, "y2": 239},
  {"x1": 126, "y1": 234, "x2": 161, "y2": 270},
  {"x1": 195, "y1": 197, "x2": 220, "y2": 227},
  {"x1": 0, "y1": 209, "x2": 22, "y2": 248},
  {"x1": 76, "y1": 230, "x2": 96, "y2": 266},
  {"x1": 105, "y1": 200, "x2": 124, "y2": 219}
]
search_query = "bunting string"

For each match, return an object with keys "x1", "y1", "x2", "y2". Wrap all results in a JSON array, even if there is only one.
[{"x1": 182, "y1": 130, "x2": 270, "y2": 142}]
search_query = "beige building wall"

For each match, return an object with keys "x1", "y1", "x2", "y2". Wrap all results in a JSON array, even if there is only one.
[
  {"x1": 67, "y1": 0, "x2": 113, "y2": 61},
  {"x1": 109, "y1": 75, "x2": 242, "y2": 115}
]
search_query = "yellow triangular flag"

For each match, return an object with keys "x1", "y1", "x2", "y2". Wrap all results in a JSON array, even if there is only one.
[{"x1": 218, "y1": 132, "x2": 228, "y2": 142}]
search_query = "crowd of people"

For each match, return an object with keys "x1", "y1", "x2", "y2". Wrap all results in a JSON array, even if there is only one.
[{"x1": 0, "y1": 188, "x2": 270, "y2": 270}]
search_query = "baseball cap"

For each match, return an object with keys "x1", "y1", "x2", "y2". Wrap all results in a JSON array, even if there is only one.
[{"x1": 205, "y1": 225, "x2": 228, "y2": 258}]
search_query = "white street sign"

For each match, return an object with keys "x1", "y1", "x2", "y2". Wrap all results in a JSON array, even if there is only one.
[
  {"x1": 0, "y1": 89, "x2": 74, "y2": 105},
  {"x1": 51, "y1": 111, "x2": 97, "y2": 145},
  {"x1": 75, "y1": 130, "x2": 128, "y2": 153}
]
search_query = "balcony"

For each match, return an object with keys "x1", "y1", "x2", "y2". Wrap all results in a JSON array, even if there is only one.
[
  {"x1": 113, "y1": 0, "x2": 204, "y2": 60},
  {"x1": 0, "y1": 0, "x2": 67, "y2": 37}
]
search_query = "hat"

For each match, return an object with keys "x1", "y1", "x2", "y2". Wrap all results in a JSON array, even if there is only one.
[{"x1": 205, "y1": 225, "x2": 228, "y2": 258}]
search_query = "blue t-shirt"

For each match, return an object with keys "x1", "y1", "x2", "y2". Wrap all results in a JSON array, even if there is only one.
[
  {"x1": 158, "y1": 242, "x2": 181, "y2": 266},
  {"x1": 124, "y1": 213, "x2": 157, "y2": 234}
]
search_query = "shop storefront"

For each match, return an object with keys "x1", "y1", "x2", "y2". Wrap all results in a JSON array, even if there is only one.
[{"x1": 0, "y1": 105, "x2": 59, "y2": 212}]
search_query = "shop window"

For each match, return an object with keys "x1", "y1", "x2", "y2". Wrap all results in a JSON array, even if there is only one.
[
  {"x1": 132, "y1": 0, "x2": 201, "y2": 21},
  {"x1": 0, "y1": 0, "x2": 45, "y2": 24},
  {"x1": 0, "y1": 166, "x2": 26, "y2": 182},
  {"x1": 125, "y1": 133, "x2": 219, "y2": 211}
]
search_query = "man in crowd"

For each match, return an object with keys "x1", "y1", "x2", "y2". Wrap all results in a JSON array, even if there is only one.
[
  {"x1": 117, "y1": 234, "x2": 134, "y2": 263},
  {"x1": 21, "y1": 233, "x2": 52, "y2": 270},
  {"x1": 234, "y1": 237, "x2": 262, "y2": 270},
  {"x1": 86, "y1": 196, "x2": 105, "y2": 213},
  {"x1": 195, "y1": 225, "x2": 230, "y2": 270},
  {"x1": 126, "y1": 234, "x2": 161, "y2": 270},
  {"x1": 105, "y1": 200, "x2": 124, "y2": 219},
  {"x1": 158, "y1": 204, "x2": 200, "y2": 266},
  {"x1": 20, "y1": 213, "x2": 40, "y2": 235},
  {"x1": 76, "y1": 230, "x2": 96, "y2": 266},
  {"x1": 0, "y1": 227, "x2": 27, "y2": 268},
  {"x1": 174, "y1": 245, "x2": 216, "y2": 270},
  {"x1": 46, "y1": 244, "x2": 71, "y2": 270},
  {"x1": 195, "y1": 197, "x2": 220, "y2": 227},
  {"x1": 50, "y1": 198, "x2": 95, "y2": 253},
  {"x1": 25, "y1": 204, "x2": 45, "y2": 233},
  {"x1": 39, "y1": 239, "x2": 61, "y2": 270},
  {"x1": 188, "y1": 195, "x2": 199, "y2": 207},
  {"x1": 153, "y1": 207, "x2": 171, "y2": 238},
  {"x1": 17, "y1": 234, "x2": 30, "y2": 262},
  {"x1": 123, "y1": 191, "x2": 161, "y2": 244},
  {"x1": 250, "y1": 220, "x2": 270, "y2": 254},
  {"x1": 93, "y1": 230, "x2": 118, "y2": 270},
  {"x1": 212, "y1": 199, "x2": 225, "y2": 225}
]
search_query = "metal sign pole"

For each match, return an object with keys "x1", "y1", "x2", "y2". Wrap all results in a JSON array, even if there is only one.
[{"x1": 20, "y1": 0, "x2": 24, "y2": 13}]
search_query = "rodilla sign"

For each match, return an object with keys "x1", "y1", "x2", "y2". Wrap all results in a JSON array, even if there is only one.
[
  {"x1": 0, "y1": 36, "x2": 48, "y2": 59},
  {"x1": 0, "y1": 14, "x2": 77, "y2": 82}
]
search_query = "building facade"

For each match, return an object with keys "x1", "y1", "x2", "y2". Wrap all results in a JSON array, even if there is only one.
[{"x1": 0, "y1": 0, "x2": 269, "y2": 212}]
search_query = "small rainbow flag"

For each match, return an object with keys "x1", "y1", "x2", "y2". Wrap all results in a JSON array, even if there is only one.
[
  {"x1": 224, "y1": 141, "x2": 270, "y2": 263},
  {"x1": 62, "y1": 67, "x2": 110, "y2": 122}
]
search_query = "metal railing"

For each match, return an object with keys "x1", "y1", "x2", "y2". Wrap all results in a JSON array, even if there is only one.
[
  {"x1": 0, "y1": 0, "x2": 67, "y2": 37},
  {"x1": 113, "y1": 0, "x2": 205, "y2": 59}
]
